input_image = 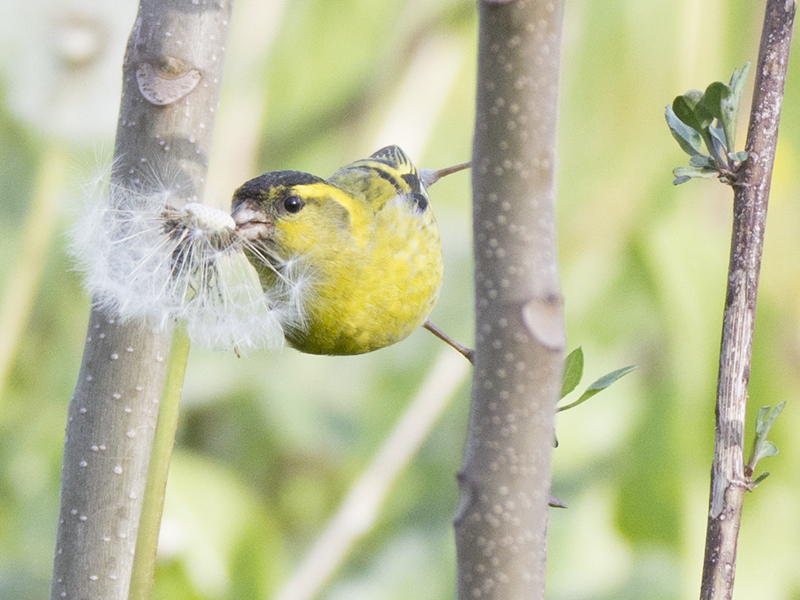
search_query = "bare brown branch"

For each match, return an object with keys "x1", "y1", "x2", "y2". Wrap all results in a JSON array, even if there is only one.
[{"x1": 700, "y1": 1, "x2": 796, "y2": 598}]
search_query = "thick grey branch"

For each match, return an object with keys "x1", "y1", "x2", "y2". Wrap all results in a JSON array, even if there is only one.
[
  {"x1": 456, "y1": 1, "x2": 565, "y2": 599},
  {"x1": 50, "y1": 1, "x2": 231, "y2": 599}
]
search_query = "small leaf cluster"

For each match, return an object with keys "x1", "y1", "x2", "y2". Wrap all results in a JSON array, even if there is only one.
[
  {"x1": 665, "y1": 63, "x2": 750, "y2": 185},
  {"x1": 745, "y1": 401, "x2": 785, "y2": 488},
  {"x1": 558, "y1": 347, "x2": 636, "y2": 413}
]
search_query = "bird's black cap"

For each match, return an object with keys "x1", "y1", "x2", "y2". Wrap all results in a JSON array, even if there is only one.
[{"x1": 233, "y1": 170, "x2": 324, "y2": 201}]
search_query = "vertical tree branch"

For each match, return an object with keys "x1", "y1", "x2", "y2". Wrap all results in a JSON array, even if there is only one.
[
  {"x1": 700, "y1": 1, "x2": 795, "y2": 598},
  {"x1": 456, "y1": 1, "x2": 565, "y2": 599},
  {"x1": 50, "y1": 1, "x2": 231, "y2": 599}
]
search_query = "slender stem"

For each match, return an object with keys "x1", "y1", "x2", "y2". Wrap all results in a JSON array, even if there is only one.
[
  {"x1": 456, "y1": 1, "x2": 566, "y2": 599},
  {"x1": 423, "y1": 320, "x2": 474, "y2": 362},
  {"x1": 699, "y1": 2, "x2": 795, "y2": 599},
  {"x1": 129, "y1": 326, "x2": 190, "y2": 600}
]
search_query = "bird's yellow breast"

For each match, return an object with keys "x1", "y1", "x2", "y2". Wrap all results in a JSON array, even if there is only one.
[{"x1": 275, "y1": 190, "x2": 443, "y2": 355}]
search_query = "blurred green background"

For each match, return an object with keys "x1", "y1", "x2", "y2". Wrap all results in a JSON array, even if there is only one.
[{"x1": 1, "y1": 0, "x2": 800, "y2": 598}]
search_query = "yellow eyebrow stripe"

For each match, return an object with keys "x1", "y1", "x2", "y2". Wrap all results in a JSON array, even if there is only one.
[{"x1": 293, "y1": 182, "x2": 371, "y2": 244}]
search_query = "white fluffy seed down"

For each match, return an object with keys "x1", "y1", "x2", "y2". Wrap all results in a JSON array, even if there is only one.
[
  {"x1": 69, "y1": 173, "x2": 305, "y2": 353},
  {"x1": 180, "y1": 202, "x2": 236, "y2": 233}
]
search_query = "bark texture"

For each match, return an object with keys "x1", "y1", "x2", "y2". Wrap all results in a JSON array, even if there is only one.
[
  {"x1": 50, "y1": 1, "x2": 231, "y2": 598},
  {"x1": 456, "y1": 1, "x2": 565, "y2": 598},
  {"x1": 700, "y1": 1, "x2": 795, "y2": 598}
]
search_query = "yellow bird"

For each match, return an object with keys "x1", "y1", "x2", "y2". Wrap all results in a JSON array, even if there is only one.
[{"x1": 230, "y1": 145, "x2": 470, "y2": 357}]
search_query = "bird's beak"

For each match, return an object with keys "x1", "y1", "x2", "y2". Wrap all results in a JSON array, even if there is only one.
[{"x1": 231, "y1": 200, "x2": 274, "y2": 241}]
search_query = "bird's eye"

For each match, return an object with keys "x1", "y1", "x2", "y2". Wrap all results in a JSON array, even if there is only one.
[{"x1": 283, "y1": 195, "x2": 304, "y2": 214}]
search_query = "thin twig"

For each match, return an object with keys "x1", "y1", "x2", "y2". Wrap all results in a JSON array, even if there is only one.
[
  {"x1": 699, "y1": 2, "x2": 796, "y2": 599},
  {"x1": 423, "y1": 320, "x2": 474, "y2": 362}
]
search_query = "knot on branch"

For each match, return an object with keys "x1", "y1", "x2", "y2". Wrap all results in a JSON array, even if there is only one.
[
  {"x1": 521, "y1": 294, "x2": 565, "y2": 351},
  {"x1": 136, "y1": 57, "x2": 201, "y2": 105}
]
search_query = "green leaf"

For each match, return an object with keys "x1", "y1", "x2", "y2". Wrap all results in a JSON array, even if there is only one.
[
  {"x1": 755, "y1": 405, "x2": 771, "y2": 433},
  {"x1": 747, "y1": 401, "x2": 785, "y2": 473},
  {"x1": 672, "y1": 92, "x2": 701, "y2": 130},
  {"x1": 585, "y1": 365, "x2": 637, "y2": 393},
  {"x1": 672, "y1": 165, "x2": 719, "y2": 184},
  {"x1": 726, "y1": 63, "x2": 750, "y2": 153},
  {"x1": 751, "y1": 471, "x2": 771, "y2": 487},
  {"x1": 756, "y1": 401, "x2": 785, "y2": 436},
  {"x1": 688, "y1": 154, "x2": 715, "y2": 169},
  {"x1": 729, "y1": 62, "x2": 751, "y2": 114},
  {"x1": 704, "y1": 81, "x2": 738, "y2": 151},
  {"x1": 665, "y1": 105, "x2": 702, "y2": 156},
  {"x1": 557, "y1": 365, "x2": 636, "y2": 412},
  {"x1": 703, "y1": 82, "x2": 733, "y2": 121},
  {"x1": 673, "y1": 90, "x2": 713, "y2": 131},
  {"x1": 708, "y1": 125, "x2": 727, "y2": 152},
  {"x1": 560, "y1": 347, "x2": 584, "y2": 399},
  {"x1": 755, "y1": 440, "x2": 779, "y2": 464}
]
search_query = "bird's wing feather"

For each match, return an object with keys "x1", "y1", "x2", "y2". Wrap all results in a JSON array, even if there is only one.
[{"x1": 327, "y1": 145, "x2": 426, "y2": 213}]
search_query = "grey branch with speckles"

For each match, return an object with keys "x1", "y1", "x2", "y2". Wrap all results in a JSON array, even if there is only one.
[
  {"x1": 49, "y1": 1, "x2": 231, "y2": 599},
  {"x1": 700, "y1": 1, "x2": 795, "y2": 599},
  {"x1": 456, "y1": 1, "x2": 566, "y2": 599}
]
